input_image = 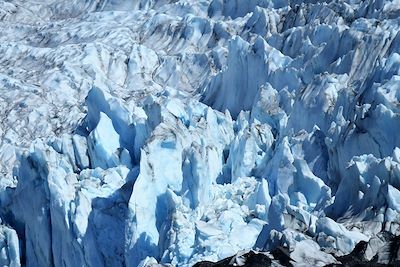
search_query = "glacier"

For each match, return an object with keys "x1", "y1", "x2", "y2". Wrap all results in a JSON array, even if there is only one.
[{"x1": 1, "y1": 0, "x2": 400, "y2": 266}]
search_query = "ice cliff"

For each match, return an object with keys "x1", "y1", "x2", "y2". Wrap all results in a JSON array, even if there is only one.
[{"x1": 1, "y1": 0, "x2": 400, "y2": 266}]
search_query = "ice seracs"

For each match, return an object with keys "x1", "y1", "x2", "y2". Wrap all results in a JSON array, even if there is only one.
[
  {"x1": 0, "y1": 224, "x2": 20, "y2": 267},
  {"x1": 1, "y1": 0, "x2": 400, "y2": 266}
]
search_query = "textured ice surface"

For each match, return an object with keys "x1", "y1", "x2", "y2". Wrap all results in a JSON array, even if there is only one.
[
  {"x1": 1, "y1": 0, "x2": 400, "y2": 266},
  {"x1": 0, "y1": 224, "x2": 20, "y2": 267}
]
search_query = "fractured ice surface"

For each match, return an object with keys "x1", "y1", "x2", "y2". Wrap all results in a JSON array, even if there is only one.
[
  {"x1": 1, "y1": 0, "x2": 400, "y2": 266},
  {"x1": 0, "y1": 224, "x2": 20, "y2": 267}
]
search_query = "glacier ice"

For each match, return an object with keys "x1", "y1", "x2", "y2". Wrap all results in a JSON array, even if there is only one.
[
  {"x1": 0, "y1": 224, "x2": 20, "y2": 267},
  {"x1": 1, "y1": 0, "x2": 400, "y2": 266}
]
